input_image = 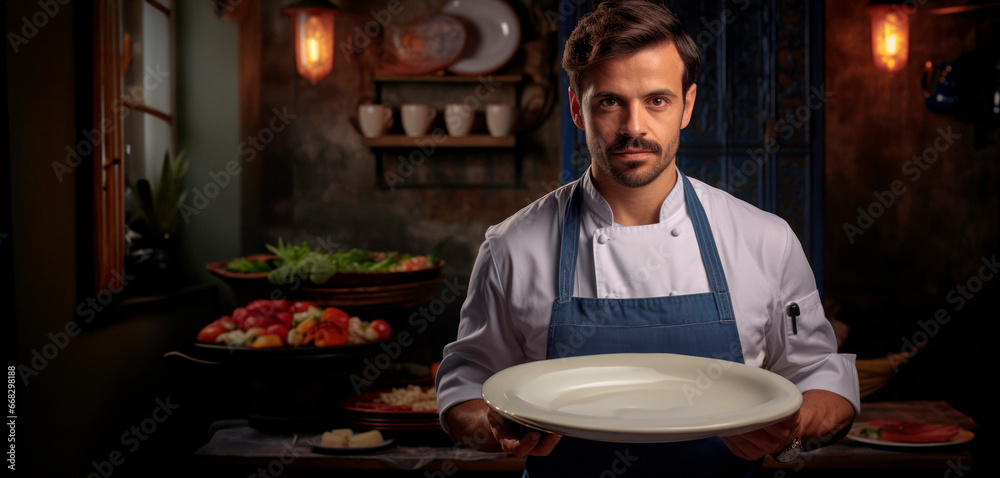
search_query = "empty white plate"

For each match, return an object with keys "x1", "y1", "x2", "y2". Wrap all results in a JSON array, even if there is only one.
[
  {"x1": 482, "y1": 353, "x2": 803, "y2": 443},
  {"x1": 441, "y1": 0, "x2": 520, "y2": 75}
]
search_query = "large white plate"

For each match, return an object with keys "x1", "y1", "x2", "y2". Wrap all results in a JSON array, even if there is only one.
[
  {"x1": 441, "y1": 0, "x2": 520, "y2": 75},
  {"x1": 482, "y1": 353, "x2": 803, "y2": 443}
]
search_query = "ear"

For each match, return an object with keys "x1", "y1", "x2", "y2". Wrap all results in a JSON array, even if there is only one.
[
  {"x1": 568, "y1": 87, "x2": 585, "y2": 131},
  {"x1": 680, "y1": 83, "x2": 697, "y2": 130}
]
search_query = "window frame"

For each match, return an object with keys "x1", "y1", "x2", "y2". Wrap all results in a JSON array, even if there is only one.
[{"x1": 91, "y1": 0, "x2": 176, "y2": 295}]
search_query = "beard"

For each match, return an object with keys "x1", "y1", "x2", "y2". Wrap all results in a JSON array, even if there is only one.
[{"x1": 590, "y1": 134, "x2": 678, "y2": 188}]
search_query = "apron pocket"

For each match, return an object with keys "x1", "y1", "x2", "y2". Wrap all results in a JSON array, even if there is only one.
[{"x1": 566, "y1": 294, "x2": 727, "y2": 327}]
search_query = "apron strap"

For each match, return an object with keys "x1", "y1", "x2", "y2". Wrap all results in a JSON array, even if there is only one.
[
  {"x1": 556, "y1": 181, "x2": 583, "y2": 302},
  {"x1": 679, "y1": 172, "x2": 735, "y2": 321}
]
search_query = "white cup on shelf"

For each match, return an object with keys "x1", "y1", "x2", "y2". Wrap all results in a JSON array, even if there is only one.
[
  {"x1": 486, "y1": 104, "x2": 515, "y2": 137},
  {"x1": 444, "y1": 103, "x2": 475, "y2": 137},
  {"x1": 401, "y1": 104, "x2": 437, "y2": 137},
  {"x1": 358, "y1": 104, "x2": 394, "y2": 138}
]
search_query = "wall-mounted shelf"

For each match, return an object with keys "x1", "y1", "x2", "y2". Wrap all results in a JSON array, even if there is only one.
[
  {"x1": 373, "y1": 72, "x2": 526, "y2": 83},
  {"x1": 930, "y1": 1, "x2": 1000, "y2": 15},
  {"x1": 363, "y1": 134, "x2": 516, "y2": 148},
  {"x1": 366, "y1": 69, "x2": 527, "y2": 190}
]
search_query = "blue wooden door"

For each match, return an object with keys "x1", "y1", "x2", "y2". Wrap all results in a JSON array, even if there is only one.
[{"x1": 559, "y1": 0, "x2": 826, "y2": 289}]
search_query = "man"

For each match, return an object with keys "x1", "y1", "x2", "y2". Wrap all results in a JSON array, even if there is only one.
[{"x1": 435, "y1": 1, "x2": 859, "y2": 476}]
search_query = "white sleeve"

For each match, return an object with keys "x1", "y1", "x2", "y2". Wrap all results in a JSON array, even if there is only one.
[
  {"x1": 766, "y1": 225, "x2": 861, "y2": 417},
  {"x1": 435, "y1": 235, "x2": 526, "y2": 433}
]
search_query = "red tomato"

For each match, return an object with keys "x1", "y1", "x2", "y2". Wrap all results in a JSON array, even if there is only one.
[
  {"x1": 399, "y1": 256, "x2": 429, "y2": 271},
  {"x1": 246, "y1": 299, "x2": 274, "y2": 314},
  {"x1": 320, "y1": 307, "x2": 350, "y2": 329},
  {"x1": 214, "y1": 315, "x2": 235, "y2": 328},
  {"x1": 197, "y1": 322, "x2": 229, "y2": 343},
  {"x1": 266, "y1": 324, "x2": 290, "y2": 343},
  {"x1": 276, "y1": 311, "x2": 294, "y2": 327},
  {"x1": 244, "y1": 312, "x2": 277, "y2": 331},
  {"x1": 369, "y1": 319, "x2": 392, "y2": 341},
  {"x1": 292, "y1": 301, "x2": 318, "y2": 313},
  {"x1": 271, "y1": 300, "x2": 292, "y2": 311},
  {"x1": 231, "y1": 307, "x2": 250, "y2": 327},
  {"x1": 304, "y1": 323, "x2": 348, "y2": 347}
]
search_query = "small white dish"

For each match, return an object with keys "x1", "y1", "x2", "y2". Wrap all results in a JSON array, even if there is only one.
[
  {"x1": 482, "y1": 353, "x2": 803, "y2": 443},
  {"x1": 307, "y1": 435, "x2": 394, "y2": 453}
]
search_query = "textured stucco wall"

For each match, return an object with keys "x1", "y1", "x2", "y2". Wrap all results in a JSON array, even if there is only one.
[{"x1": 824, "y1": 0, "x2": 999, "y2": 441}]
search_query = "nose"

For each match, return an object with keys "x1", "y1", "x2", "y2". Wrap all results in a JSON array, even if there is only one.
[{"x1": 619, "y1": 101, "x2": 647, "y2": 138}]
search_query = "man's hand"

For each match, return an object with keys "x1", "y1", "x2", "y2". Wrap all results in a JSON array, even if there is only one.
[
  {"x1": 721, "y1": 389, "x2": 854, "y2": 461},
  {"x1": 721, "y1": 411, "x2": 799, "y2": 461},
  {"x1": 487, "y1": 410, "x2": 563, "y2": 457},
  {"x1": 443, "y1": 399, "x2": 562, "y2": 457}
]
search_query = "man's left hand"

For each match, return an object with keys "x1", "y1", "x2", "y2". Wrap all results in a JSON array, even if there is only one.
[{"x1": 721, "y1": 389, "x2": 854, "y2": 461}]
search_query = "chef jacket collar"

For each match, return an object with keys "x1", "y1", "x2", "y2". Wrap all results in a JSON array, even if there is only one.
[{"x1": 580, "y1": 165, "x2": 687, "y2": 227}]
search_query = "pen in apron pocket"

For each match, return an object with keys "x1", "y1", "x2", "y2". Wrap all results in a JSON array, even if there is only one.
[{"x1": 787, "y1": 303, "x2": 800, "y2": 335}]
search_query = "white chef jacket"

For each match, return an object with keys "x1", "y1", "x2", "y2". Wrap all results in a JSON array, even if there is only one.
[{"x1": 436, "y1": 168, "x2": 860, "y2": 430}]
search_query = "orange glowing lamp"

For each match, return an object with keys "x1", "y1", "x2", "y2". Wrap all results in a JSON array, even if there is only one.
[
  {"x1": 866, "y1": 2, "x2": 912, "y2": 73},
  {"x1": 283, "y1": 0, "x2": 341, "y2": 84}
]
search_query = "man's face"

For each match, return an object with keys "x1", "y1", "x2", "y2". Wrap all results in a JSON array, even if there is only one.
[{"x1": 570, "y1": 42, "x2": 697, "y2": 189}]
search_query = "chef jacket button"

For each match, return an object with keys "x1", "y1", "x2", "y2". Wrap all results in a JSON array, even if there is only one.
[
  {"x1": 669, "y1": 290, "x2": 679, "y2": 296},
  {"x1": 597, "y1": 234, "x2": 610, "y2": 244},
  {"x1": 671, "y1": 227, "x2": 681, "y2": 237}
]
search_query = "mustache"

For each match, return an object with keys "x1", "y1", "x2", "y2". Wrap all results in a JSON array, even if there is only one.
[{"x1": 606, "y1": 136, "x2": 662, "y2": 156}]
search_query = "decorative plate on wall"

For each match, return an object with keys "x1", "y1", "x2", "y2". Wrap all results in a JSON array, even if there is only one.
[
  {"x1": 381, "y1": 13, "x2": 466, "y2": 75},
  {"x1": 441, "y1": 0, "x2": 520, "y2": 75}
]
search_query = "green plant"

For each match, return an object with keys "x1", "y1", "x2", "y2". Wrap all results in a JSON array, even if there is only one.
[
  {"x1": 266, "y1": 238, "x2": 338, "y2": 285},
  {"x1": 128, "y1": 151, "x2": 189, "y2": 241}
]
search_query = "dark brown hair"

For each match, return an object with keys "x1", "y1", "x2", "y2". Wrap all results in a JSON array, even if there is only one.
[{"x1": 562, "y1": 0, "x2": 701, "y2": 96}]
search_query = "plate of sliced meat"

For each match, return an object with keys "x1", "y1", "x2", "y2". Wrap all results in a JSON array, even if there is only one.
[{"x1": 848, "y1": 420, "x2": 974, "y2": 447}]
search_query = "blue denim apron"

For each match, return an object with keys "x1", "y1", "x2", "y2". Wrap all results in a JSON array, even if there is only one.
[{"x1": 523, "y1": 172, "x2": 761, "y2": 477}]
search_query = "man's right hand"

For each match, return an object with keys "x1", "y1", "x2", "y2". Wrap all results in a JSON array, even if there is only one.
[{"x1": 443, "y1": 399, "x2": 562, "y2": 457}]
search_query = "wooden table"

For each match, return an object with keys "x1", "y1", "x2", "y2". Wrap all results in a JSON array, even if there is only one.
[{"x1": 193, "y1": 401, "x2": 979, "y2": 477}]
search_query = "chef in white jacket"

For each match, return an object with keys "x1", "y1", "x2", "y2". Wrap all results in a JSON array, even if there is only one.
[{"x1": 436, "y1": 2, "x2": 859, "y2": 476}]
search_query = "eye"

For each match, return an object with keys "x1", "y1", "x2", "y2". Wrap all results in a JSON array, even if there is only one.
[
  {"x1": 649, "y1": 97, "x2": 668, "y2": 107},
  {"x1": 598, "y1": 97, "x2": 619, "y2": 107}
]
